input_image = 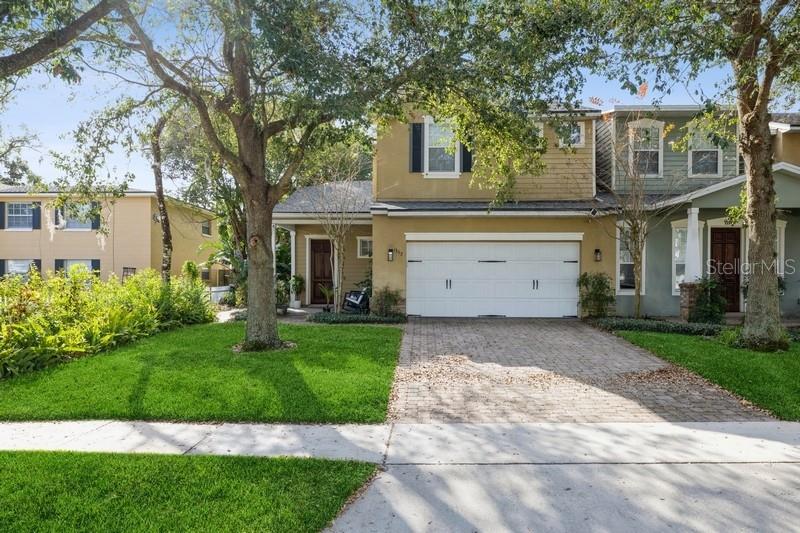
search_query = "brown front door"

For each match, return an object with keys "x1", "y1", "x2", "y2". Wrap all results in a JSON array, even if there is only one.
[
  {"x1": 710, "y1": 228, "x2": 741, "y2": 312},
  {"x1": 310, "y1": 240, "x2": 333, "y2": 304}
]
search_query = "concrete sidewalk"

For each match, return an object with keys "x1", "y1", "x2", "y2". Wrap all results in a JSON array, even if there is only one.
[{"x1": 3, "y1": 420, "x2": 800, "y2": 532}]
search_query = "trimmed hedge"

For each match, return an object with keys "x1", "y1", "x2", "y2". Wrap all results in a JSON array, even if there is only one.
[
  {"x1": 307, "y1": 312, "x2": 406, "y2": 324},
  {"x1": 592, "y1": 317, "x2": 724, "y2": 337}
]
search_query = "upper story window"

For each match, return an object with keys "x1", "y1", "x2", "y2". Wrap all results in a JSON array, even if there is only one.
[
  {"x1": 424, "y1": 116, "x2": 460, "y2": 178},
  {"x1": 201, "y1": 220, "x2": 212, "y2": 236},
  {"x1": 7, "y1": 202, "x2": 33, "y2": 229},
  {"x1": 688, "y1": 130, "x2": 722, "y2": 177},
  {"x1": 628, "y1": 119, "x2": 664, "y2": 177},
  {"x1": 60, "y1": 204, "x2": 93, "y2": 230},
  {"x1": 557, "y1": 122, "x2": 585, "y2": 148}
]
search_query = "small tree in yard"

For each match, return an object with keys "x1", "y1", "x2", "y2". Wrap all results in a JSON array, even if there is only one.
[
  {"x1": 303, "y1": 147, "x2": 368, "y2": 313},
  {"x1": 597, "y1": 103, "x2": 686, "y2": 318}
]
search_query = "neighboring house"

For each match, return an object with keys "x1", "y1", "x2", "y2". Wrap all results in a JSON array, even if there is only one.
[
  {"x1": 274, "y1": 106, "x2": 800, "y2": 318},
  {"x1": 598, "y1": 107, "x2": 800, "y2": 317},
  {"x1": 0, "y1": 187, "x2": 227, "y2": 285}
]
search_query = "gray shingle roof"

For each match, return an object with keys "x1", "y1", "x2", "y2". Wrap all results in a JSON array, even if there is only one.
[
  {"x1": 0, "y1": 185, "x2": 153, "y2": 194},
  {"x1": 773, "y1": 112, "x2": 800, "y2": 126},
  {"x1": 275, "y1": 180, "x2": 373, "y2": 213},
  {"x1": 373, "y1": 192, "x2": 618, "y2": 212}
]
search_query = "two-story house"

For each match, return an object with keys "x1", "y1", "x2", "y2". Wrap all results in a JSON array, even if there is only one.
[
  {"x1": 0, "y1": 187, "x2": 228, "y2": 285},
  {"x1": 598, "y1": 107, "x2": 800, "y2": 317},
  {"x1": 274, "y1": 110, "x2": 617, "y2": 316}
]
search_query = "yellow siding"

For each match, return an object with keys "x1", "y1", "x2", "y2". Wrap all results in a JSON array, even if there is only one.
[
  {"x1": 292, "y1": 224, "x2": 372, "y2": 305},
  {"x1": 371, "y1": 215, "x2": 617, "y2": 310},
  {"x1": 373, "y1": 114, "x2": 595, "y2": 202},
  {"x1": 156, "y1": 199, "x2": 225, "y2": 284},
  {"x1": 774, "y1": 131, "x2": 800, "y2": 166}
]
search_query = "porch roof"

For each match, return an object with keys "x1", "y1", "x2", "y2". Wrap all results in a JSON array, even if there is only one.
[{"x1": 274, "y1": 180, "x2": 373, "y2": 214}]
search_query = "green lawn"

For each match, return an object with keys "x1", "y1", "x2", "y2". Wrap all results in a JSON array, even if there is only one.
[
  {"x1": 0, "y1": 322, "x2": 402, "y2": 423},
  {"x1": 618, "y1": 331, "x2": 800, "y2": 420},
  {"x1": 0, "y1": 451, "x2": 374, "y2": 533}
]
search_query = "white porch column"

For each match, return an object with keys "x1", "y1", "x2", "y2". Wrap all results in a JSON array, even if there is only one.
[
  {"x1": 685, "y1": 207, "x2": 702, "y2": 281},
  {"x1": 289, "y1": 228, "x2": 299, "y2": 307},
  {"x1": 271, "y1": 224, "x2": 277, "y2": 263}
]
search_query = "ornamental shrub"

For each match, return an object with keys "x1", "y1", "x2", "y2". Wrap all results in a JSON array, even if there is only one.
[
  {"x1": 592, "y1": 317, "x2": 724, "y2": 337},
  {"x1": 688, "y1": 276, "x2": 727, "y2": 324},
  {"x1": 577, "y1": 272, "x2": 615, "y2": 318},
  {"x1": 0, "y1": 266, "x2": 214, "y2": 378},
  {"x1": 307, "y1": 312, "x2": 406, "y2": 324}
]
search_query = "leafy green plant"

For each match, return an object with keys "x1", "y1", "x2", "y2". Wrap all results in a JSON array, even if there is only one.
[
  {"x1": 372, "y1": 286, "x2": 401, "y2": 317},
  {"x1": 0, "y1": 268, "x2": 214, "y2": 378},
  {"x1": 593, "y1": 317, "x2": 724, "y2": 337},
  {"x1": 289, "y1": 275, "x2": 305, "y2": 298},
  {"x1": 688, "y1": 276, "x2": 727, "y2": 324},
  {"x1": 577, "y1": 272, "x2": 615, "y2": 318},
  {"x1": 181, "y1": 260, "x2": 200, "y2": 282},
  {"x1": 275, "y1": 279, "x2": 289, "y2": 308}
]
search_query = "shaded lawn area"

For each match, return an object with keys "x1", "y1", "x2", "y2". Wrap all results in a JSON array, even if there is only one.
[
  {"x1": 0, "y1": 322, "x2": 402, "y2": 423},
  {"x1": 619, "y1": 331, "x2": 800, "y2": 420},
  {"x1": 0, "y1": 451, "x2": 374, "y2": 533}
]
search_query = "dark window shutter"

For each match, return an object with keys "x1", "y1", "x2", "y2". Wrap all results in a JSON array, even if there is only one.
[
  {"x1": 91, "y1": 259, "x2": 101, "y2": 273},
  {"x1": 0, "y1": 202, "x2": 5, "y2": 230},
  {"x1": 55, "y1": 259, "x2": 65, "y2": 272},
  {"x1": 461, "y1": 144, "x2": 473, "y2": 173},
  {"x1": 91, "y1": 202, "x2": 100, "y2": 230},
  {"x1": 410, "y1": 123, "x2": 423, "y2": 173},
  {"x1": 33, "y1": 259, "x2": 41, "y2": 273},
  {"x1": 0, "y1": 260, "x2": 5, "y2": 276},
  {"x1": 31, "y1": 202, "x2": 41, "y2": 229}
]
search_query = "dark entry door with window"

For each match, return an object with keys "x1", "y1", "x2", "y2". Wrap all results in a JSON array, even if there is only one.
[
  {"x1": 710, "y1": 228, "x2": 740, "y2": 312},
  {"x1": 310, "y1": 240, "x2": 333, "y2": 304}
]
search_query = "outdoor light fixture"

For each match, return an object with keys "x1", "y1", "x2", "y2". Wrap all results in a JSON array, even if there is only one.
[
  {"x1": 594, "y1": 249, "x2": 602, "y2": 262},
  {"x1": 387, "y1": 248, "x2": 395, "y2": 262}
]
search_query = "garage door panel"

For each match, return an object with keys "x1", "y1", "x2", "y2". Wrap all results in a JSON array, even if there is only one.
[{"x1": 406, "y1": 241, "x2": 580, "y2": 318}]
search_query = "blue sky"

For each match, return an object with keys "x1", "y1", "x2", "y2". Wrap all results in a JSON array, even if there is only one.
[{"x1": 0, "y1": 63, "x2": 748, "y2": 192}]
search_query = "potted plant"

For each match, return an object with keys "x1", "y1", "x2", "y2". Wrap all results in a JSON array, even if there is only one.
[
  {"x1": 319, "y1": 284, "x2": 334, "y2": 313},
  {"x1": 275, "y1": 279, "x2": 289, "y2": 315},
  {"x1": 289, "y1": 275, "x2": 305, "y2": 308}
]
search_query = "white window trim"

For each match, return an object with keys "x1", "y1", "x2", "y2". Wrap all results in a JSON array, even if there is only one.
[
  {"x1": 57, "y1": 205, "x2": 93, "y2": 231},
  {"x1": 423, "y1": 115, "x2": 461, "y2": 179},
  {"x1": 557, "y1": 121, "x2": 586, "y2": 149},
  {"x1": 687, "y1": 128, "x2": 723, "y2": 178},
  {"x1": 616, "y1": 222, "x2": 646, "y2": 296},
  {"x1": 356, "y1": 236, "x2": 373, "y2": 259},
  {"x1": 670, "y1": 219, "x2": 706, "y2": 296},
  {"x1": 628, "y1": 118, "x2": 664, "y2": 178},
  {"x1": 6, "y1": 259, "x2": 35, "y2": 275},
  {"x1": 6, "y1": 202, "x2": 34, "y2": 230}
]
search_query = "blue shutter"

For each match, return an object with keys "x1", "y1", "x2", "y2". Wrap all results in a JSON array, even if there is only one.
[
  {"x1": 91, "y1": 202, "x2": 100, "y2": 230},
  {"x1": 0, "y1": 260, "x2": 5, "y2": 276},
  {"x1": 91, "y1": 259, "x2": 101, "y2": 273},
  {"x1": 410, "y1": 123, "x2": 423, "y2": 173},
  {"x1": 31, "y1": 202, "x2": 41, "y2": 229},
  {"x1": 33, "y1": 259, "x2": 42, "y2": 273},
  {"x1": 460, "y1": 144, "x2": 473, "y2": 173},
  {"x1": 55, "y1": 259, "x2": 65, "y2": 272},
  {"x1": 0, "y1": 202, "x2": 5, "y2": 230}
]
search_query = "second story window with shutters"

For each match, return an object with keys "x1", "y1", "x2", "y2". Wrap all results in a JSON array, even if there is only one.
[
  {"x1": 7, "y1": 202, "x2": 33, "y2": 229},
  {"x1": 424, "y1": 116, "x2": 460, "y2": 178},
  {"x1": 628, "y1": 119, "x2": 663, "y2": 178},
  {"x1": 63, "y1": 204, "x2": 93, "y2": 230}
]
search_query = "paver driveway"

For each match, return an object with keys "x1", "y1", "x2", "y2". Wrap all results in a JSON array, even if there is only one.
[{"x1": 389, "y1": 318, "x2": 768, "y2": 422}]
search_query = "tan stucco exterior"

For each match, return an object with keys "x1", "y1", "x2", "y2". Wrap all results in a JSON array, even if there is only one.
[
  {"x1": 291, "y1": 223, "x2": 372, "y2": 305},
  {"x1": 371, "y1": 214, "x2": 617, "y2": 309},
  {"x1": 774, "y1": 131, "x2": 800, "y2": 166},
  {"x1": 0, "y1": 193, "x2": 225, "y2": 284},
  {"x1": 373, "y1": 115, "x2": 596, "y2": 202}
]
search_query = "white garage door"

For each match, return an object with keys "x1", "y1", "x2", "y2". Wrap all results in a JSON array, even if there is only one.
[{"x1": 406, "y1": 241, "x2": 580, "y2": 317}]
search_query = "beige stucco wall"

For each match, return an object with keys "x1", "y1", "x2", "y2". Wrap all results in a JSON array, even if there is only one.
[
  {"x1": 371, "y1": 215, "x2": 617, "y2": 309},
  {"x1": 774, "y1": 131, "x2": 800, "y2": 166},
  {"x1": 152, "y1": 199, "x2": 224, "y2": 284},
  {"x1": 0, "y1": 194, "x2": 224, "y2": 284},
  {"x1": 373, "y1": 114, "x2": 595, "y2": 202},
  {"x1": 292, "y1": 223, "x2": 372, "y2": 305}
]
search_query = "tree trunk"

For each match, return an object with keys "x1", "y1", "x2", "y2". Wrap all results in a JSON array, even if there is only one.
[
  {"x1": 740, "y1": 111, "x2": 785, "y2": 349},
  {"x1": 332, "y1": 238, "x2": 346, "y2": 312},
  {"x1": 151, "y1": 115, "x2": 172, "y2": 282},
  {"x1": 242, "y1": 185, "x2": 281, "y2": 349}
]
